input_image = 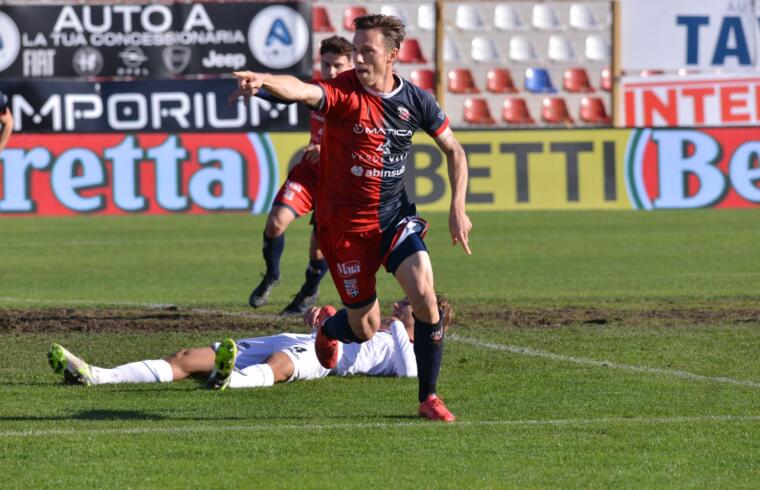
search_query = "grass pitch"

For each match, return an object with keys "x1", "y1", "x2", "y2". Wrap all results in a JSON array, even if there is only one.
[{"x1": 1, "y1": 210, "x2": 759, "y2": 488}]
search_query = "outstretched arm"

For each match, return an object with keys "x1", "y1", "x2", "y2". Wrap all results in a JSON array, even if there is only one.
[
  {"x1": 0, "y1": 110, "x2": 13, "y2": 152},
  {"x1": 434, "y1": 127, "x2": 472, "y2": 255},
  {"x1": 232, "y1": 71, "x2": 323, "y2": 109}
]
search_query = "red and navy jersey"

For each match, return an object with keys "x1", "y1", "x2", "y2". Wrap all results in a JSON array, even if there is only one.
[
  {"x1": 314, "y1": 70, "x2": 449, "y2": 233},
  {"x1": 309, "y1": 110, "x2": 325, "y2": 146}
]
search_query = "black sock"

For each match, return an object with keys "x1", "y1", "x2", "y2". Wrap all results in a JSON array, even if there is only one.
[
  {"x1": 262, "y1": 232, "x2": 284, "y2": 280},
  {"x1": 413, "y1": 309, "x2": 445, "y2": 403},
  {"x1": 301, "y1": 259, "x2": 328, "y2": 296},
  {"x1": 323, "y1": 309, "x2": 363, "y2": 343}
]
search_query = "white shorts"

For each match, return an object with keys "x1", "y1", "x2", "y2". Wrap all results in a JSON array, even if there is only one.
[{"x1": 215, "y1": 333, "x2": 337, "y2": 383}]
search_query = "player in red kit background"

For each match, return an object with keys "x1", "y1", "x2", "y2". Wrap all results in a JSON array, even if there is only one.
[
  {"x1": 248, "y1": 36, "x2": 354, "y2": 315},
  {"x1": 234, "y1": 15, "x2": 471, "y2": 422}
]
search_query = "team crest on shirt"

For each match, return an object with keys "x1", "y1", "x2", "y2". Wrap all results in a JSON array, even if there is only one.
[
  {"x1": 343, "y1": 279, "x2": 359, "y2": 297},
  {"x1": 398, "y1": 106, "x2": 410, "y2": 121}
]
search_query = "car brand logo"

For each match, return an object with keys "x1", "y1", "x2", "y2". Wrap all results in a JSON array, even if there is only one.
[
  {"x1": 162, "y1": 46, "x2": 191, "y2": 75},
  {"x1": 72, "y1": 47, "x2": 104, "y2": 76}
]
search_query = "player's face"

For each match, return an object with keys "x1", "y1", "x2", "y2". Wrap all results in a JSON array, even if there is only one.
[
  {"x1": 320, "y1": 53, "x2": 353, "y2": 80},
  {"x1": 392, "y1": 297, "x2": 413, "y2": 326},
  {"x1": 352, "y1": 28, "x2": 397, "y2": 88}
]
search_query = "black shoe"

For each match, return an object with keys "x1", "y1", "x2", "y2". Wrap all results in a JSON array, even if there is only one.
[
  {"x1": 249, "y1": 274, "x2": 279, "y2": 308},
  {"x1": 280, "y1": 290, "x2": 319, "y2": 316}
]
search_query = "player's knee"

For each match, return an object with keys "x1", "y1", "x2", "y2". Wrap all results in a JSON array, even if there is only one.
[
  {"x1": 265, "y1": 217, "x2": 286, "y2": 237},
  {"x1": 409, "y1": 292, "x2": 439, "y2": 323}
]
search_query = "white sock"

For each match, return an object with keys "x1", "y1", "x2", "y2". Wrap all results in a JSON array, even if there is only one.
[
  {"x1": 227, "y1": 364, "x2": 275, "y2": 389},
  {"x1": 91, "y1": 360, "x2": 174, "y2": 385}
]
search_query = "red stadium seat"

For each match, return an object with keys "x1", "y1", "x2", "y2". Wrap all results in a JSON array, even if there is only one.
[
  {"x1": 463, "y1": 98, "x2": 495, "y2": 125},
  {"x1": 411, "y1": 69, "x2": 435, "y2": 93},
  {"x1": 563, "y1": 67, "x2": 594, "y2": 93},
  {"x1": 541, "y1": 96, "x2": 573, "y2": 124},
  {"x1": 579, "y1": 96, "x2": 610, "y2": 124},
  {"x1": 398, "y1": 39, "x2": 427, "y2": 63},
  {"x1": 447, "y1": 68, "x2": 479, "y2": 93},
  {"x1": 343, "y1": 6, "x2": 368, "y2": 31},
  {"x1": 486, "y1": 68, "x2": 517, "y2": 93},
  {"x1": 313, "y1": 6, "x2": 335, "y2": 33},
  {"x1": 600, "y1": 67, "x2": 612, "y2": 91},
  {"x1": 502, "y1": 98, "x2": 535, "y2": 124}
]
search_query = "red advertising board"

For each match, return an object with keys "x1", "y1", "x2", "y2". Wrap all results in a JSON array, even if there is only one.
[
  {"x1": 0, "y1": 133, "x2": 280, "y2": 215},
  {"x1": 622, "y1": 74, "x2": 760, "y2": 127}
]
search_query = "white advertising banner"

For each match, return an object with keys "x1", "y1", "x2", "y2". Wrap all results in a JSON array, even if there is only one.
[
  {"x1": 622, "y1": 73, "x2": 760, "y2": 127},
  {"x1": 620, "y1": 0, "x2": 759, "y2": 70}
]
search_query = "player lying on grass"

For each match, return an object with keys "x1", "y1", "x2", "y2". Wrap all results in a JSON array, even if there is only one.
[{"x1": 48, "y1": 296, "x2": 452, "y2": 392}]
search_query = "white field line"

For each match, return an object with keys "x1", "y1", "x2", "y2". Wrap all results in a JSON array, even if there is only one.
[
  {"x1": 450, "y1": 335, "x2": 760, "y2": 389},
  {"x1": 1, "y1": 415, "x2": 759, "y2": 439}
]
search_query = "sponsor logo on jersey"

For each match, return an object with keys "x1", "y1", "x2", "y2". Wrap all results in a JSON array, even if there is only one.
[
  {"x1": 337, "y1": 260, "x2": 361, "y2": 277},
  {"x1": 352, "y1": 124, "x2": 413, "y2": 137},
  {"x1": 351, "y1": 165, "x2": 364, "y2": 176},
  {"x1": 343, "y1": 279, "x2": 359, "y2": 298}
]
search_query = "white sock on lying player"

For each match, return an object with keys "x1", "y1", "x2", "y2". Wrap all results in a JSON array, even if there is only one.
[
  {"x1": 227, "y1": 364, "x2": 275, "y2": 388},
  {"x1": 89, "y1": 359, "x2": 174, "y2": 385}
]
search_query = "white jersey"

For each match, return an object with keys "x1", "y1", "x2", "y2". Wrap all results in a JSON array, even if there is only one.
[
  {"x1": 229, "y1": 320, "x2": 416, "y2": 382},
  {"x1": 334, "y1": 320, "x2": 417, "y2": 378}
]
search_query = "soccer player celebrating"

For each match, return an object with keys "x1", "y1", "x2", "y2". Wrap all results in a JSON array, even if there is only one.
[
  {"x1": 47, "y1": 296, "x2": 453, "y2": 389},
  {"x1": 249, "y1": 36, "x2": 354, "y2": 315},
  {"x1": 233, "y1": 15, "x2": 472, "y2": 422}
]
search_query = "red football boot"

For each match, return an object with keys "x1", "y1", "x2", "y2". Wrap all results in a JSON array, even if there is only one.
[
  {"x1": 419, "y1": 394, "x2": 456, "y2": 422},
  {"x1": 315, "y1": 305, "x2": 339, "y2": 369}
]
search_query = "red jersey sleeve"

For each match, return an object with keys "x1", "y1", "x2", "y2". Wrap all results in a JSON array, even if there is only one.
[{"x1": 315, "y1": 70, "x2": 358, "y2": 120}]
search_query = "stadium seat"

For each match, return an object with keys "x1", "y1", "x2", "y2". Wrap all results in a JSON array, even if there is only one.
[
  {"x1": 312, "y1": 6, "x2": 335, "y2": 33},
  {"x1": 541, "y1": 96, "x2": 574, "y2": 124},
  {"x1": 448, "y1": 68, "x2": 479, "y2": 93},
  {"x1": 579, "y1": 96, "x2": 610, "y2": 124},
  {"x1": 418, "y1": 4, "x2": 435, "y2": 31},
  {"x1": 411, "y1": 69, "x2": 435, "y2": 93},
  {"x1": 398, "y1": 39, "x2": 427, "y2": 63},
  {"x1": 524, "y1": 67, "x2": 556, "y2": 93},
  {"x1": 343, "y1": 6, "x2": 367, "y2": 31},
  {"x1": 563, "y1": 67, "x2": 594, "y2": 92},
  {"x1": 381, "y1": 5, "x2": 410, "y2": 30},
  {"x1": 443, "y1": 37, "x2": 462, "y2": 62},
  {"x1": 471, "y1": 36, "x2": 500, "y2": 63},
  {"x1": 509, "y1": 35, "x2": 538, "y2": 63},
  {"x1": 486, "y1": 68, "x2": 517, "y2": 93},
  {"x1": 600, "y1": 66, "x2": 612, "y2": 91},
  {"x1": 455, "y1": 4, "x2": 485, "y2": 31},
  {"x1": 547, "y1": 35, "x2": 576, "y2": 62},
  {"x1": 494, "y1": 4, "x2": 524, "y2": 30},
  {"x1": 585, "y1": 34, "x2": 610, "y2": 61},
  {"x1": 569, "y1": 3, "x2": 599, "y2": 30},
  {"x1": 463, "y1": 98, "x2": 495, "y2": 125},
  {"x1": 502, "y1": 97, "x2": 535, "y2": 124},
  {"x1": 532, "y1": 4, "x2": 560, "y2": 30}
]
